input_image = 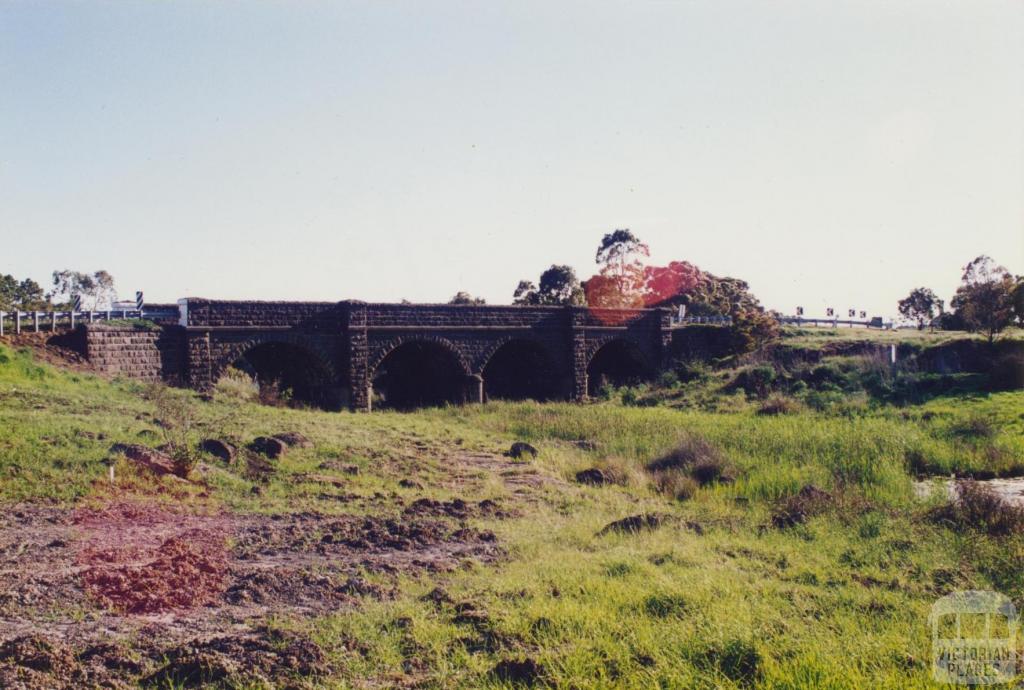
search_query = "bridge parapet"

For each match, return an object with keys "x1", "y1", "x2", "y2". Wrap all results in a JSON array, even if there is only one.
[{"x1": 179, "y1": 299, "x2": 343, "y2": 330}]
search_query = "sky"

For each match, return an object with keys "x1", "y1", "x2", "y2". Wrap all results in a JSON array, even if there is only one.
[{"x1": 1, "y1": 1, "x2": 1022, "y2": 318}]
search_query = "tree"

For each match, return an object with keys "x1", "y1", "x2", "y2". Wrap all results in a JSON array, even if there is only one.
[
  {"x1": 449, "y1": 291, "x2": 486, "y2": 305},
  {"x1": 897, "y1": 287, "x2": 943, "y2": 330},
  {"x1": 513, "y1": 265, "x2": 585, "y2": 306},
  {"x1": 0, "y1": 274, "x2": 49, "y2": 311},
  {"x1": 588, "y1": 229, "x2": 649, "y2": 309},
  {"x1": 0, "y1": 274, "x2": 17, "y2": 311},
  {"x1": 595, "y1": 229, "x2": 650, "y2": 277},
  {"x1": 663, "y1": 272, "x2": 779, "y2": 352},
  {"x1": 50, "y1": 269, "x2": 117, "y2": 310},
  {"x1": 642, "y1": 261, "x2": 704, "y2": 308},
  {"x1": 950, "y1": 256, "x2": 1016, "y2": 342}
]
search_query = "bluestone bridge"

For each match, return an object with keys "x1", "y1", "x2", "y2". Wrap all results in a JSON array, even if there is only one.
[{"x1": 175, "y1": 299, "x2": 673, "y2": 411}]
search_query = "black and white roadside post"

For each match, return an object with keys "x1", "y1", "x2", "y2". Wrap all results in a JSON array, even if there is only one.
[
  {"x1": 71, "y1": 294, "x2": 81, "y2": 328},
  {"x1": 136, "y1": 291, "x2": 144, "y2": 317}
]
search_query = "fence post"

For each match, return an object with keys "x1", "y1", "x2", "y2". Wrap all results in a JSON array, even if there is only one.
[
  {"x1": 106, "y1": 310, "x2": 111, "y2": 321},
  {"x1": 70, "y1": 310, "x2": 75, "y2": 329},
  {"x1": 0, "y1": 311, "x2": 4, "y2": 337},
  {"x1": 15, "y1": 312, "x2": 21, "y2": 334},
  {"x1": 88, "y1": 311, "x2": 94, "y2": 323},
  {"x1": 52, "y1": 312, "x2": 57, "y2": 331},
  {"x1": 34, "y1": 312, "x2": 39, "y2": 332}
]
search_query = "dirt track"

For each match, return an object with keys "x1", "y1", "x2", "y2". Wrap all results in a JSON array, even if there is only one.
[{"x1": 0, "y1": 451, "x2": 529, "y2": 689}]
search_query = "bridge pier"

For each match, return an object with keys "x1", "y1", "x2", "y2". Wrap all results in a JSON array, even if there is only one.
[
  {"x1": 468, "y1": 374, "x2": 484, "y2": 404},
  {"x1": 346, "y1": 302, "x2": 370, "y2": 412},
  {"x1": 570, "y1": 307, "x2": 589, "y2": 402}
]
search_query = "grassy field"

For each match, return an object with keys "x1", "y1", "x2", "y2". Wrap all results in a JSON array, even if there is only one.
[
  {"x1": 1, "y1": 340, "x2": 1022, "y2": 688},
  {"x1": 778, "y1": 325, "x2": 1024, "y2": 349}
]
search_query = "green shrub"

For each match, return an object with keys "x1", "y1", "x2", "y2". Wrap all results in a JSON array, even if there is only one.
[
  {"x1": 950, "y1": 415, "x2": 998, "y2": 441},
  {"x1": 647, "y1": 434, "x2": 725, "y2": 473},
  {"x1": 674, "y1": 360, "x2": 710, "y2": 383},
  {"x1": 215, "y1": 366, "x2": 259, "y2": 402},
  {"x1": 757, "y1": 395, "x2": 799, "y2": 416},
  {"x1": 733, "y1": 365, "x2": 777, "y2": 398},
  {"x1": 657, "y1": 370, "x2": 680, "y2": 388},
  {"x1": 651, "y1": 469, "x2": 698, "y2": 501}
]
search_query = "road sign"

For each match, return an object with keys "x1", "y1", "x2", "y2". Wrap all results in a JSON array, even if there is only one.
[
  {"x1": 796, "y1": 306, "x2": 804, "y2": 316},
  {"x1": 826, "y1": 308, "x2": 834, "y2": 317},
  {"x1": 136, "y1": 291, "x2": 144, "y2": 311},
  {"x1": 72, "y1": 295, "x2": 81, "y2": 312}
]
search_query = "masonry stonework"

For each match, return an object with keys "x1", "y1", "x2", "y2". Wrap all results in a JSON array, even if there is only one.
[{"x1": 85, "y1": 299, "x2": 683, "y2": 411}]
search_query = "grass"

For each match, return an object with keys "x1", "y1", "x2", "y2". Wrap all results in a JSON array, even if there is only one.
[
  {"x1": 778, "y1": 325, "x2": 1024, "y2": 349},
  {"x1": 1, "y1": 340, "x2": 1023, "y2": 688}
]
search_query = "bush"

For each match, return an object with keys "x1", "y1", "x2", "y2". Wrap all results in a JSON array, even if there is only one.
[
  {"x1": 932, "y1": 481, "x2": 1024, "y2": 536},
  {"x1": 690, "y1": 458, "x2": 734, "y2": 486},
  {"x1": 757, "y1": 395, "x2": 799, "y2": 416},
  {"x1": 657, "y1": 370, "x2": 680, "y2": 388},
  {"x1": 673, "y1": 360, "x2": 710, "y2": 384},
  {"x1": 733, "y1": 365, "x2": 776, "y2": 398},
  {"x1": 803, "y1": 390, "x2": 846, "y2": 412},
  {"x1": 771, "y1": 485, "x2": 833, "y2": 528},
  {"x1": 950, "y1": 415, "x2": 997, "y2": 441},
  {"x1": 806, "y1": 362, "x2": 849, "y2": 390},
  {"x1": 214, "y1": 366, "x2": 259, "y2": 402},
  {"x1": 146, "y1": 384, "x2": 197, "y2": 478},
  {"x1": 258, "y1": 378, "x2": 293, "y2": 407},
  {"x1": 647, "y1": 434, "x2": 734, "y2": 490},
  {"x1": 647, "y1": 434, "x2": 725, "y2": 473},
  {"x1": 651, "y1": 470, "x2": 698, "y2": 501},
  {"x1": 621, "y1": 387, "x2": 659, "y2": 407}
]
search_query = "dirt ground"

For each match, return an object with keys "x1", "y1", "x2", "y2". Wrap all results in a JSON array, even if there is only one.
[
  {"x1": 0, "y1": 332, "x2": 94, "y2": 373},
  {"x1": 0, "y1": 453, "x2": 523, "y2": 689}
]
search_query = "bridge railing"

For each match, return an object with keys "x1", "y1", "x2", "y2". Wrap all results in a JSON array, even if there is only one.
[
  {"x1": 777, "y1": 316, "x2": 892, "y2": 329},
  {"x1": 671, "y1": 315, "x2": 733, "y2": 326},
  {"x1": 0, "y1": 307, "x2": 180, "y2": 336}
]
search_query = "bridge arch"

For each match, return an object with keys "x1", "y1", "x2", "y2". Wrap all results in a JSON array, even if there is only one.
[
  {"x1": 369, "y1": 336, "x2": 474, "y2": 410},
  {"x1": 585, "y1": 336, "x2": 652, "y2": 396},
  {"x1": 211, "y1": 335, "x2": 339, "y2": 408},
  {"x1": 479, "y1": 337, "x2": 563, "y2": 402}
]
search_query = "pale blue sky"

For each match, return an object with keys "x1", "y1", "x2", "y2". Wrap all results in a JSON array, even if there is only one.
[{"x1": 2, "y1": 1, "x2": 1021, "y2": 317}]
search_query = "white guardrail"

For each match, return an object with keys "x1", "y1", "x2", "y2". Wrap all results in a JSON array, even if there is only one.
[
  {"x1": 0, "y1": 308, "x2": 178, "y2": 336},
  {"x1": 672, "y1": 315, "x2": 733, "y2": 325}
]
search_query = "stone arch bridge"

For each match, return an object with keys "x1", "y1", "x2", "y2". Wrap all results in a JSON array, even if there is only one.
[{"x1": 174, "y1": 299, "x2": 674, "y2": 411}]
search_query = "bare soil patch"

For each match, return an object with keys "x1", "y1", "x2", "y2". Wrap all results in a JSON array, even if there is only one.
[{"x1": 0, "y1": 450, "x2": 523, "y2": 687}]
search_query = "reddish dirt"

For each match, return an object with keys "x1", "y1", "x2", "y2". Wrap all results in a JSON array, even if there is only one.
[
  {"x1": 0, "y1": 468, "x2": 514, "y2": 687},
  {"x1": 0, "y1": 332, "x2": 94, "y2": 373},
  {"x1": 0, "y1": 443, "x2": 549, "y2": 688}
]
